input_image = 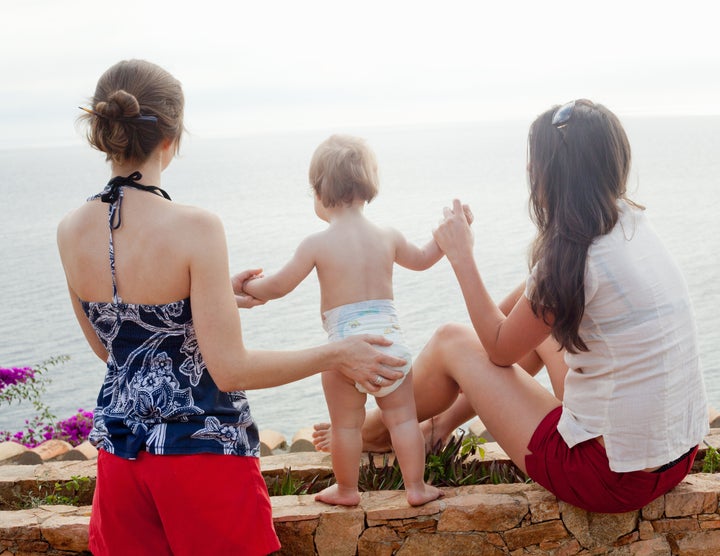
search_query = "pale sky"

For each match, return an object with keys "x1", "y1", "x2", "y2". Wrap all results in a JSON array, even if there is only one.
[{"x1": 2, "y1": 0, "x2": 719, "y2": 149}]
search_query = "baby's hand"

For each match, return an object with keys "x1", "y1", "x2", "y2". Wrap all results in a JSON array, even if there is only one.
[
  {"x1": 231, "y1": 269, "x2": 265, "y2": 309},
  {"x1": 231, "y1": 268, "x2": 262, "y2": 294}
]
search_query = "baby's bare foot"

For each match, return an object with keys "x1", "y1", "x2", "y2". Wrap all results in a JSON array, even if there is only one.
[
  {"x1": 405, "y1": 483, "x2": 445, "y2": 507},
  {"x1": 314, "y1": 484, "x2": 361, "y2": 507}
]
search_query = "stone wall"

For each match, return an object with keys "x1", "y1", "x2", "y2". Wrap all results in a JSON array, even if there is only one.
[
  {"x1": 2, "y1": 469, "x2": 720, "y2": 555},
  {"x1": 2, "y1": 429, "x2": 720, "y2": 555}
]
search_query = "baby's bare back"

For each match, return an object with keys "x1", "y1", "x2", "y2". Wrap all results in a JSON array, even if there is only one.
[{"x1": 314, "y1": 218, "x2": 398, "y2": 313}]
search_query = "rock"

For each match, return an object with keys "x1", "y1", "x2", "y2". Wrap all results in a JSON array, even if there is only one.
[
  {"x1": 468, "y1": 418, "x2": 495, "y2": 442},
  {"x1": 438, "y1": 492, "x2": 527, "y2": 532},
  {"x1": 259, "y1": 430, "x2": 287, "y2": 456},
  {"x1": 0, "y1": 442, "x2": 41, "y2": 465},
  {"x1": 315, "y1": 508, "x2": 364, "y2": 556},
  {"x1": 560, "y1": 502, "x2": 639, "y2": 549},
  {"x1": 39, "y1": 512, "x2": 90, "y2": 552},
  {"x1": 31, "y1": 440, "x2": 73, "y2": 462},
  {"x1": 291, "y1": 428, "x2": 316, "y2": 452},
  {"x1": 56, "y1": 441, "x2": 98, "y2": 462},
  {"x1": 708, "y1": 406, "x2": 720, "y2": 429}
]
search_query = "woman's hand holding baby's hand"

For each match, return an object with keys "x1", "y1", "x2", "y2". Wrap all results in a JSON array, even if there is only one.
[
  {"x1": 231, "y1": 269, "x2": 266, "y2": 309},
  {"x1": 433, "y1": 199, "x2": 474, "y2": 264}
]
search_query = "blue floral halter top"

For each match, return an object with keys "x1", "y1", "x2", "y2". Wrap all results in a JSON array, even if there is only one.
[{"x1": 83, "y1": 173, "x2": 260, "y2": 459}]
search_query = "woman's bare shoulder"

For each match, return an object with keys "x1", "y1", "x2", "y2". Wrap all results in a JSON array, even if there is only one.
[
  {"x1": 153, "y1": 202, "x2": 221, "y2": 236},
  {"x1": 57, "y1": 202, "x2": 100, "y2": 243}
]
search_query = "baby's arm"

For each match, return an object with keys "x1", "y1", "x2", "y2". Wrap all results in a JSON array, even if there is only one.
[
  {"x1": 393, "y1": 229, "x2": 444, "y2": 271},
  {"x1": 394, "y1": 203, "x2": 473, "y2": 271},
  {"x1": 241, "y1": 236, "x2": 318, "y2": 301}
]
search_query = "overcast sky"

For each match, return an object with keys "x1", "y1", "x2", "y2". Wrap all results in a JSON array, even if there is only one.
[{"x1": 2, "y1": 0, "x2": 719, "y2": 149}]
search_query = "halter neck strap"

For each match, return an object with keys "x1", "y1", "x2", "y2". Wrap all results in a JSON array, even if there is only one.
[
  {"x1": 102, "y1": 171, "x2": 171, "y2": 203},
  {"x1": 88, "y1": 172, "x2": 172, "y2": 304},
  {"x1": 97, "y1": 172, "x2": 172, "y2": 230}
]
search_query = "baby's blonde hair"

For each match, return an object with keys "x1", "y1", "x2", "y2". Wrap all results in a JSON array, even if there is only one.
[{"x1": 309, "y1": 134, "x2": 379, "y2": 207}]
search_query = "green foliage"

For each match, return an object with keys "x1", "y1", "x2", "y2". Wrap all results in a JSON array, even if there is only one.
[
  {"x1": 1, "y1": 356, "x2": 71, "y2": 447},
  {"x1": 358, "y1": 453, "x2": 405, "y2": 491},
  {"x1": 0, "y1": 356, "x2": 68, "y2": 415},
  {"x1": 357, "y1": 430, "x2": 528, "y2": 492},
  {"x1": 265, "y1": 467, "x2": 332, "y2": 496},
  {"x1": 702, "y1": 442, "x2": 720, "y2": 474},
  {"x1": 20, "y1": 475, "x2": 93, "y2": 508},
  {"x1": 42, "y1": 476, "x2": 93, "y2": 506},
  {"x1": 425, "y1": 430, "x2": 527, "y2": 487}
]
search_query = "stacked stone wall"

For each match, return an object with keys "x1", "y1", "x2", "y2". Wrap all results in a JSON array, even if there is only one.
[{"x1": 2, "y1": 473, "x2": 720, "y2": 555}]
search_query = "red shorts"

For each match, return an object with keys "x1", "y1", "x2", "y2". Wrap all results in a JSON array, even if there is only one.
[
  {"x1": 89, "y1": 450, "x2": 280, "y2": 556},
  {"x1": 525, "y1": 406, "x2": 697, "y2": 513}
]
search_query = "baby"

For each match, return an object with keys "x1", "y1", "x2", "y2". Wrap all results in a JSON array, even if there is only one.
[{"x1": 242, "y1": 134, "x2": 453, "y2": 506}]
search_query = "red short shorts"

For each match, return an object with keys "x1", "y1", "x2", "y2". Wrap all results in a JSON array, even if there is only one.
[
  {"x1": 525, "y1": 406, "x2": 697, "y2": 514},
  {"x1": 89, "y1": 450, "x2": 281, "y2": 556}
]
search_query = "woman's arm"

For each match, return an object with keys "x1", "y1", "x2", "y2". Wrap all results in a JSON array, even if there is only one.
[
  {"x1": 433, "y1": 199, "x2": 551, "y2": 366},
  {"x1": 188, "y1": 212, "x2": 406, "y2": 392},
  {"x1": 67, "y1": 285, "x2": 109, "y2": 362}
]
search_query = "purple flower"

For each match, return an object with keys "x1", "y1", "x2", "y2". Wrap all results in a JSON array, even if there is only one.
[{"x1": 0, "y1": 367, "x2": 35, "y2": 391}]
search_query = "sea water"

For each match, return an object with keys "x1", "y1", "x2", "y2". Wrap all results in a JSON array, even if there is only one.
[{"x1": 1, "y1": 117, "x2": 718, "y2": 439}]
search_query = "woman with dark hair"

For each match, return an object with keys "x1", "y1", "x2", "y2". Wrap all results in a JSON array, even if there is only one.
[
  {"x1": 314, "y1": 99, "x2": 708, "y2": 513},
  {"x1": 57, "y1": 59, "x2": 405, "y2": 555}
]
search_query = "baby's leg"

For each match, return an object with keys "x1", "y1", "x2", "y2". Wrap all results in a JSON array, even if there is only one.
[
  {"x1": 315, "y1": 371, "x2": 366, "y2": 506},
  {"x1": 376, "y1": 371, "x2": 443, "y2": 506}
]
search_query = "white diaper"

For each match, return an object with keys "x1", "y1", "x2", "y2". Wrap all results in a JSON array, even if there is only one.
[{"x1": 322, "y1": 299, "x2": 412, "y2": 397}]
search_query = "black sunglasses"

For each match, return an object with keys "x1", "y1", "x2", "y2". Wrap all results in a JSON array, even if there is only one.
[{"x1": 552, "y1": 100, "x2": 576, "y2": 128}]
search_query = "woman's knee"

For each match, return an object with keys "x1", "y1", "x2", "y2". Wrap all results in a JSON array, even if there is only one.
[{"x1": 430, "y1": 323, "x2": 484, "y2": 358}]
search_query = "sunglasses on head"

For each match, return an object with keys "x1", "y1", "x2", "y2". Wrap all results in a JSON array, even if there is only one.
[{"x1": 552, "y1": 100, "x2": 576, "y2": 128}]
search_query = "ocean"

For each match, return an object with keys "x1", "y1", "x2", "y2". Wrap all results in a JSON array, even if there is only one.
[{"x1": 1, "y1": 116, "x2": 718, "y2": 440}]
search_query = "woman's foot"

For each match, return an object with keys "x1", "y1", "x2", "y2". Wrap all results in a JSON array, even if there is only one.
[
  {"x1": 312, "y1": 418, "x2": 457, "y2": 454},
  {"x1": 314, "y1": 483, "x2": 361, "y2": 506},
  {"x1": 312, "y1": 422, "x2": 393, "y2": 453},
  {"x1": 405, "y1": 483, "x2": 445, "y2": 507}
]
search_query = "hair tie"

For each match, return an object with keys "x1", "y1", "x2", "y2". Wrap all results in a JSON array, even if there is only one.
[
  {"x1": 78, "y1": 106, "x2": 158, "y2": 123},
  {"x1": 79, "y1": 106, "x2": 105, "y2": 118}
]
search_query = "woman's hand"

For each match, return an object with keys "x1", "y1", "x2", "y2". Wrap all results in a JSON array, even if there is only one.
[
  {"x1": 334, "y1": 335, "x2": 406, "y2": 393},
  {"x1": 231, "y1": 269, "x2": 266, "y2": 309},
  {"x1": 433, "y1": 199, "x2": 475, "y2": 264}
]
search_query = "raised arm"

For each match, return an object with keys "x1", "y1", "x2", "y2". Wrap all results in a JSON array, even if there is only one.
[
  {"x1": 187, "y1": 214, "x2": 406, "y2": 392},
  {"x1": 240, "y1": 236, "x2": 317, "y2": 301},
  {"x1": 393, "y1": 202, "x2": 473, "y2": 271},
  {"x1": 433, "y1": 199, "x2": 551, "y2": 366},
  {"x1": 392, "y1": 229, "x2": 444, "y2": 271}
]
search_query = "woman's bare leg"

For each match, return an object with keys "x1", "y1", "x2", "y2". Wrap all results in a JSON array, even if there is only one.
[
  {"x1": 420, "y1": 334, "x2": 566, "y2": 447},
  {"x1": 419, "y1": 392, "x2": 477, "y2": 451},
  {"x1": 414, "y1": 324, "x2": 560, "y2": 472},
  {"x1": 312, "y1": 283, "x2": 568, "y2": 454}
]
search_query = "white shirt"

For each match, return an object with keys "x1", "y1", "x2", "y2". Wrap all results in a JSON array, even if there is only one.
[{"x1": 527, "y1": 200, "x2": 708, "y2": 472}]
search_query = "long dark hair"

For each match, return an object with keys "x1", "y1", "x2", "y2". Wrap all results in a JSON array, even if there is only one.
[{"x1": 527, "y1": 100, "x2": 635, "y2": 353}]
